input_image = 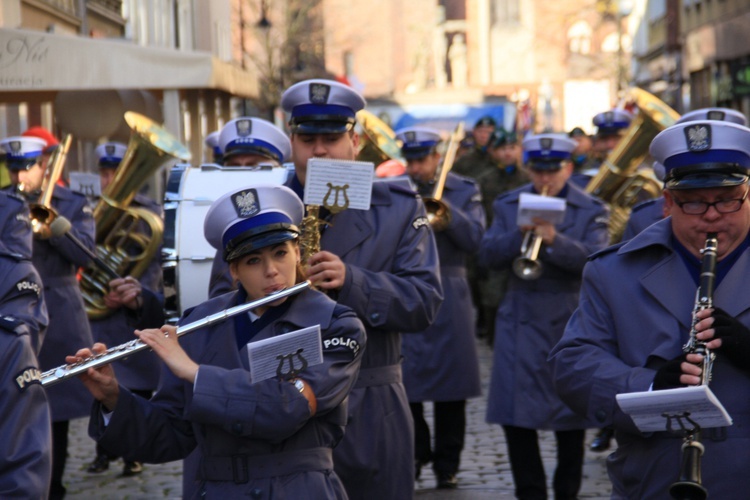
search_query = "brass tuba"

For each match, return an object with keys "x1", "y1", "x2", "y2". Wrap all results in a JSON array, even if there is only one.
[
  {"x1": 355, "y1": 110, "x2": 404, "y2": 165},
  {"x1": 28, "y1": 134, "x2": 72, "y2": 239},
  {"x1": 423, "y1": 121, "x2": 465, "y2": 232},
  {"x1": 81, "y1": 112, "x2": 191, "y2": 320},
  {"x1": 585, "y1": 88, "x2": 679, "y2": 242}
]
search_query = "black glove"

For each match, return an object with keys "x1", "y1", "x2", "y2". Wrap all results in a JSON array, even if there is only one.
[
  {"x1": 711, "y1": 307, "x2": 750, "y2": 371},
  {"x1": 653, "y1": 354, "x2": 689, "y2": 391}
]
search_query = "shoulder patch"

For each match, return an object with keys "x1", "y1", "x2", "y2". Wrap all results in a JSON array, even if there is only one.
[
  {"x1": 412, "y1": 216, "x2": 429, "y2": 230},
  {"x1": 15, "y1": 279, "x2": 41, "y2": 297},
  {"x1": 588, "y1": 241, "x2": 625, "y2": 261},
  {"x1": 322, "y1": 335, "x2": 361, "y2": 356},
  {"x1": 15, "y1": 366, "x2": 42, "y2": 391}
]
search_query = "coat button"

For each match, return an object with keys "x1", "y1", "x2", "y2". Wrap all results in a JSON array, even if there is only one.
[
  {"x1": 232, "y1": 423, "x2": 243, "y2": 434},
  {"x1": 595, "y1": 410, "x2": 607, "y2": 423},
  {"x1": 370, "y1": 312, "x2": 380, "y2": 322},
  {"x1": 251, "y1": 488, "x2": 262, "y2": 498}
]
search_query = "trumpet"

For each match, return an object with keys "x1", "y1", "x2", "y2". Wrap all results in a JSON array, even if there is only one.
[
  {"x1": 27, "y1": 134, "x2": 72, "y2": 239},
  {"x1": 512, "y1": 185, "x2": 549, "y2": 280},
  {"x1": 423, "y1": 122, "x2": 465, "y2": 232},
  {"x1": 669, "y1": 232, "x2": 718, "y2": 500},
  {"x1": 40, "y1": 280, "x2": 312, "y2": 387}
]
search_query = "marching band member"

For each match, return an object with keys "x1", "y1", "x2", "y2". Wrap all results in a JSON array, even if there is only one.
[
  {"x1": 395, "y1": 126, "x2": 485, "y2": 489},
  {"x1": 281, "y1": 79, "x2": 443, "y2": 500},
  {"x1": 0, "y1": 191, "x2": 51, "y2": 498},
  {"x1": 207, "y1": 117, "x2": 293, "y2": 299},
  {"x1": 85, "y1": 141, "x2": 165, "y2": 477},
  {"x1": 551, "y1": 119, "x2": 750, "y2": 499},
  {"x1": 1, "y1": 134, "x2": 95, "y2": 500},
  {"x1": 71, "y1": 183, "x2": 366, "y2": 498},
  {"x1": 623, "y1": 108, "x2": 748, "y2": 241},
  {"x1": 479, "y1": 133, "x2": 609, "y2": 499}
]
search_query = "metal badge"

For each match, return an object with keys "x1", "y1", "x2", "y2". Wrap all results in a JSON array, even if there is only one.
[
  {"x1": 540, "y1": 137, "x2": 553, "y2": 153},
  {"x1": 232, "y1": 189, "x2": 260, "y2": 218},
  {"x1": 236, "y1": 118, "x2": 252, "y2": 137},
  {"x1": 685, "y1": 124, "x2": 711, "y2": 152},
  {"x1": 309, "y1": 83, "x2": 330, "y2": 104}
]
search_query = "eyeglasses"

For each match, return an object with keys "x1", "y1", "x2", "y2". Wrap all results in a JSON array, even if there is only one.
[{"x1": 672, "y1": 189, "x2": 749, "y2": 215}]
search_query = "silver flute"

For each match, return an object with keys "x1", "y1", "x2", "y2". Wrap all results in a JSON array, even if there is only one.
[{"x1": 41, "y1": 280, "x2": 312, "y2": 387}]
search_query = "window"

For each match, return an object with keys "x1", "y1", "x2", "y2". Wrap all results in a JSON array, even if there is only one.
[
  {"x1": 494, "y1": 0, "x2": 520, "y2": 24},
  {"x1": 567, "y1": 21, "x2": 592, "y2": 55}
]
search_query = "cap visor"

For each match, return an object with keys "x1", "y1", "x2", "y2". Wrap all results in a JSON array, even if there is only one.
[
  {"x1": 291, "y1": 121, "x2": 353, "y2": 134},
  {"x1": 666, "y1": 172, "x2": 749, "y2": 190},
  {"x1": 225, "y1": 230, "x2": 299, "y2": 262}
]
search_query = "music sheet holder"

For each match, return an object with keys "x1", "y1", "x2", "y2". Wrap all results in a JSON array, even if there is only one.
[
  {"x1": 516, "y1": 192, "x2": 566, "y2": 226},
  {"x1": 616, "y1": 385, "x2": 733, "y2": 433},
  {"x1": 246, "y1": 325, "x2": 323, "y2": 384}
]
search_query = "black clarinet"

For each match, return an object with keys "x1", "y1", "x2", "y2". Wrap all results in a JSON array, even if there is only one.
[{"x1": 669, "y1": 233, "x2": 718, "y2": 500}]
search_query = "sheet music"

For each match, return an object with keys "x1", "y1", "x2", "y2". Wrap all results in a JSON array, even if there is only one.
[
  {"x1": 516, "y1": 192, "x2": 566, "y2": 226},
  {"x1": 69, "y1": 172, "x2": 102, "y2": 198},
  {"x1": 246, "y1": 325, "x2": 323, "y2": 384},
  {"x1": 616, "y1": 385, "x2": 733, "y2": 432},
  {"x1": 304, "y1": 158, "x2": 374, "y2": 210}
]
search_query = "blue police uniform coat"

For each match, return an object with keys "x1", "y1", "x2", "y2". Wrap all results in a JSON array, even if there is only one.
[
  {"x1": 0, "y1": 245, "x2": 51, "y2": 496},
  {"x1": 621, "y1": 197, "x2": 666, "y2": 241},
  {"x1": 0, "y1": 270, "x2": 52, "y2": 498},
  {"x1": 288, "y1": 177, "x2": 443, "y2": 500},
  {"x1": 90, "y1": 194, "x2": 164, "y2": 392},
  {"x1": 401, "y1": 173, "x2": 484, "y2": 402},
  {"x1": 0, "y1": 192, "x2": 46, "y2": 353},
  {"x1": 480, "y1": 182, "x2": 609, "y2": 430},
  {"x1": 550, "y1": 219, "x2": 750, "y2": 499},
  {"x1": 30, "y1": 186, "x2": 96, "y2": 421},
  {"x1": 90, "y1": 287, "x2": 365, "y2": 499}
]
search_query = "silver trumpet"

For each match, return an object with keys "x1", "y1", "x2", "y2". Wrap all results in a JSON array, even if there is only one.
[
  {"x1": 512, "y1": 185, "x2": 549, "y2": 280},
  {"x1": 41, "y1": 280, "x2": 312, "y2": 387}
]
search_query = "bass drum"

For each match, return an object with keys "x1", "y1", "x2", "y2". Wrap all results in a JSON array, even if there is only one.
[{"x1": 162, "y1": 163, "x2": 290, "y2": 319}]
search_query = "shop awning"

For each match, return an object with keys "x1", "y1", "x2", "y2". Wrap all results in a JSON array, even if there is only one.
[{"x1": 0, "y1": 27, "x2": 257, "y2": 98}]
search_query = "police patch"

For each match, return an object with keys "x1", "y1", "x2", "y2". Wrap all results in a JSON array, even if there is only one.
[
  {"x1": 323, "y1": 336, "x2": 361, "y2": 356},
  {"x1": 309, "y1": 83, "x2": 330, "y2": 104},
  {"x1": 16, "y1": 280, "x2": 41, "y2": 297},
  {"x1": 236, "y1": 118, "x2": 252, "y2": 137},
  {"x1": 15, "y1": 366, "x2": 42, "y2": 391},
  {"x1": 685, "y1": 124, "x2": 710, "y2": 152},
  {"x1": 412, "y1": 216, "x2": 429, "y2": 229},
  {"x1": 233, "y1": 189, "x2": 260, "y2": 218}
]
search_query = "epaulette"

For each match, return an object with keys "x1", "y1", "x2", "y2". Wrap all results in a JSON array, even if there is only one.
[
  {"x1": 385, "y1": 180, "x2": 419, "y2": 197},
  {"x1": 587, "y1": 241, "x2": 626, "y2": 261},
  {"x1": 0, "y1": 250, "x2": 25, "y2": 261},
  {"x1": 631, "y1": 197, "x2": 660, "y2": 212},
  {"x1": 0, "y1": 314, "x2": 24, "y2": 335}
]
